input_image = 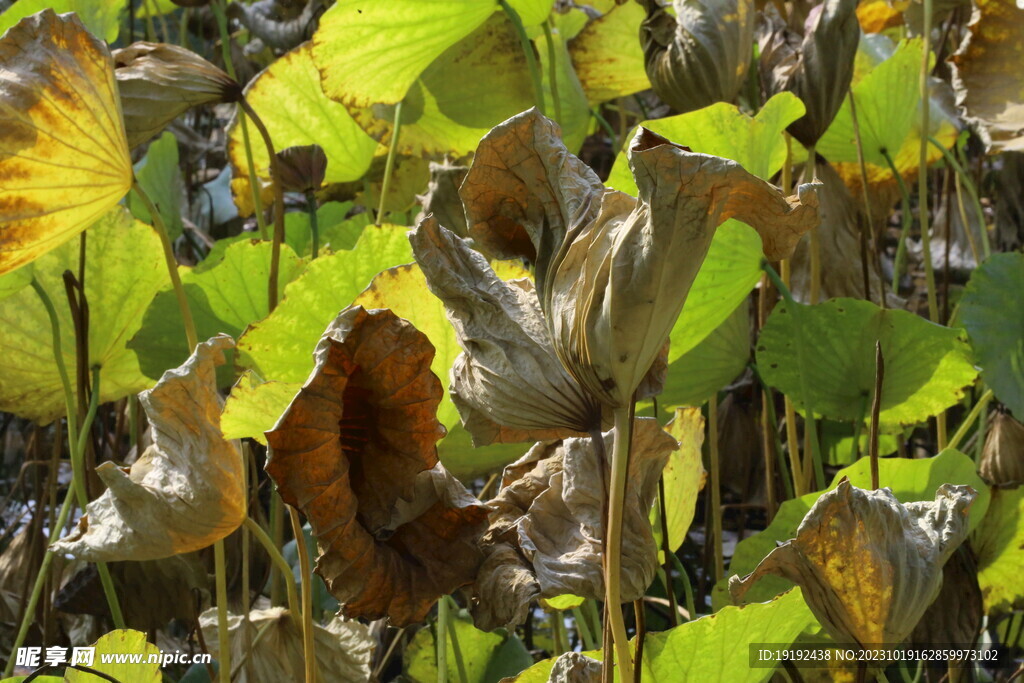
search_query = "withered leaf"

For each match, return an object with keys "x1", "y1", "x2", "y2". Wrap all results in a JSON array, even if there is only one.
[
  {"x1": 51, "y1": 335, "x2": 245, "y2": 561},
  {"x1": 473, "y1": 418, "x2": 675, "y2": 628},
  {"x1": 911, "y1": 544, "x2": 983, "y2": 648},
  {"x1": 275, "y1": 143, "x2": 328, "y2": 194},
  {"x1": 639, "y1": 0, "x2": 755, "y2": 114},
  {"x1": 548, "y1": 128, "x2": 820, "y2": 407},
  {"x1": 472, "y1": 543, "x2": 541, "y2": 632},
  {"x1": 265, "y1": 306, "x2": 488, "y2": 625},
  {"x1": 548, "y1": 652, "x2": 604, "y2": 683},
  {"x1": 980, "y1": 412, "x2": 1024, "y2": 487},
  {"x1": 0, "y1": 10, "x2": 133, "y2": 275},
  {"x1": 410, "y1": 218, "x2": 600, "y2": 446},
  {"x1": 113, "y1": 42, "x2": 241, "y2": 149},
  {"x1": 730, "y1": 479, "x2": 977, "y2": 645},
  {"x1": 416, "y1": 160, "x2": 470, "y2": 238}
]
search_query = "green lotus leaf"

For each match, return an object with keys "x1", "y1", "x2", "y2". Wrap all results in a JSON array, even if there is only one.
[
  {"x1": 313, "y1": 0, "x2": 498, "y2": 107},
  {"x1": 0, "y1": 208, "x2": 169, "y2": 423},
  {"x1": 349, "y1": 14, "x2": 536, "y2": 157},
  {"x1": 0, "y1": 0, "x2": 123, "y2": 43},
  {"x1": 756, "y1": 298, "x2": 977, "y2": 429},
  {"x1": 716, "y1": 448, "x2": 990, "y2": 607},
  {"x1": 129, "y1": 240, "x2": 304, "y2": 383},
  {"x1": 651, "y1": 407, "x2": 707, "y2": 554},
  {"x1": 220, "y1": 372, "x2": 301, "y2": 445},
  {"x1": 973, "y1": 486, "x2": 1024, "y2": 613},
  {"x1": 0, "y1": 267, "x2": 31, "y2": 301},
  {"x1": 507, "y1": 0, "x2": 552, "y2": 26},
  {"x1": 127, "y1": 131, "x2": 184, "y2": 242},
  {"x1": 959, "y1": 252, "x2": 1024, "y2": 418},
  {"x1": 284, "y1": 201, "x2": 371, "y2": 258},
  {"x1": 238, "y1": 225, "x2": 413, "y2": 383},
  {"x1": 569, "y1": 2, "x2": 651, "y2": 104},
  {"x1": 228, "y1": 42, "x2": 379, "y2": 193}
]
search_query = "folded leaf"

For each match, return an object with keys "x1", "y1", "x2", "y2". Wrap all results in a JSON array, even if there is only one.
[
  {"x1": 730, "y1": 479, "x2": 977, "y2": 645},
  {"x1": 980, "y1": 412, "x2": 1024, "y2": 487},
  {"x1": 265, "y1": 306, "x2": 488, "y2": 625},
  {"x1": 0, "y1": 10, "x2": 132, "y2": 275},
  {"x1": 52, "y1": 335, "x2": 245, "y2": 561}
]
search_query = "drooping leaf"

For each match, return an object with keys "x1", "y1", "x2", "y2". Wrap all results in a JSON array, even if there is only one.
[
  {"x1": 348, "y1": 15, "x2": 536, "y2": 157},
  {"x1": 52, "y1": 335, "x2": 245, "y2": 561},
  {"x1": 415, "y1": 161, "x2": 469, "y2": 237},
  {"x1": 0, "y1": 208, "x2": 169, "y2": 423},
  {"x1": 638, "y1": 0, "x2": 755, "y2": 114},
  {"x1": 949, "y1": 0, "x2": 1024, "y2": 152},
  {"x1": 238, "y1": 224, "x2": 413, "y2": 383},
  {"x1": 64, "y1": 630, "x2": 161, "y2": 683},
  {"x1": 0, "y1": 0, "x2": 122, "y2": 43},
  {"x1": 265, "y1": 307, "x2": 488, "y2": 625},
  {"x1": 312, "y1": 0, "x2": 498, "y2": 107},
  {"x1": 404, "y1": 608, "x2": 533, "y2": 683},
  {"x1": 730, "y1": 479, "x2": 977, "y2": 646},
  {"x1": 973, "y1": 486, "x2": 1024, "y2": 613},
  {"x1": 275, "y1": 143, "x2": 328, "y2": 194},
  {"x1": 129, "y1": 240, "x2": 304, "y2": 384},
  {"x1": 220, "y1": 372, "x2": 301, "y2": 446},
  {"x1": 959, "y1": 252, "x2": 1024, "y2": 418},
  {"x1": 718, "y1": 449, "x2": 990, "y2": 608},
  {"x1": 0, "y1": 10, "x2": 132, "y2": 275},
  {"x1": 199, "y1": 606, "x2": 375, "y2": 683},
  {"x1": 569, "y1": 2, "x2": 652, "y2": 104},
  {"x1": 911, "y1": 544, "x2": 983, "y2": 648},
  {"x1": 756, "y1": 298, "x2": 978, "y2": 429},
  {"x1": 653, "y1": 408, "x2": 707, "y2": 553},
  {"x1": 113, "y1": 41, "x2": 241, "y2": 149},
  {"x1": 127, "y1": 131, "x2": 184, "y2": 242},
  {"x1": 227, "y1": 42, "x2": 379, "y2": 194},
  {"x1": 980, "y1": 412, "x2": 1024, "y2": 487}
]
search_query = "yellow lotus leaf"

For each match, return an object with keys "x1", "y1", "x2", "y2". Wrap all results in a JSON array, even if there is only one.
[
  {"x1": 950, "y1": 0, "x2": 1024, "y2": 152},
  {"x1": 0, "y1": 10, "x2": 132, "y2": 275},
  {"x1": 51, "y1": 335, "x2": 245, "y2": 561},
  {"x1": 730, "y1": 479, "x2": 977, "y2": 646}
]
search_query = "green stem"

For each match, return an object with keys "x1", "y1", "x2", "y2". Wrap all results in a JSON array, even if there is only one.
[
  {"x1": 869, "y1": 342, "x2": 884, "y2": 489},
  {"x1": 763, "y1": 262, "x2": 825, "y2": 490},
  {"x1": 669, "y1": 552, "x2": 696, "y2": 620},
  {"x1": 572, "y1": 606, "x2": 599, "y2": 651},
  {"x1": 269, "y1": 492, "x2": 285, "y2": 606},
  {"x1": 606, "y1": 406, "x2": 635, "y2": 682},
  {"x1": 288, "y1": 506, "x2": 316, "y2": 683},
  {"x1": 376, "y1": 101, "x2": 403, "y2": 226},
  {"x1": 133, "y1": 179, "x2": 198, "y2": 351},
  {"x1": 214, "y1": 540, "x2": 230, "y2": 683},
  {"x1": 437, "y1": 594, "x2": 449, "y2": 683},
  {"x1": 881, "y1": 149, "x2": 913, "y2": 294},
  {"x1": 919, "y1": 0, "x2": 939, "y2": 324},
  {"x1": 305, "y1": 191, "x2": 320, "y2": 259},
  {"x1": 948, "y1": 388, "x2": 993, "y2": 452},
  {"x1": 928, "y1": 136, "x2": 987, "y2": 261},
  {"x1": 445, "y1": 597, "x2": 468, "y2": 683},
  {"x1": 708, "y1": 397, "x2": 723, "y2": 582},
  {"x1": 656, "y1": 478, "x2": 679, "y2": 627},
  {"x1": 30, "y1": 279, "x2": 77, "y2": 440},
  {"x1": 242, "y1": 517, "x2": 300, "y2": 617},
  {"x1": 499, "y1": 0, "x2": 546, "y2": 116},
  {"x1": 541, "y1": 20, "x2": 562, "y2": 125}
]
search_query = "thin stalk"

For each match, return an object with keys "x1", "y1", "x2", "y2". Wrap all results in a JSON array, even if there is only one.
[
  {"x1": 550, "y1": 607, "x2": 567, "y2": 654},
  {"x1": 30, "y1": 280, "x2": 77, "y2": 439},
  {"x1": 269, "y1": 492, "x2": 285, "y2": 606},
  {"x1": 499, "y1": 0, "x2": 546, "y2": 116},
  {"x1": 305, "y1": 190, "x2": 320, "y2": 259},
  {"x1": 763, "y1": 262, "x2": 825, "y2": 489},
  {"x1": 918, "y1": 0, "x2": 939, "y2": 324},
  {"x1": 591, "y1": 107, "x2": 618, "y2": 147},
  {"x1": 761, "y1": 387, "x2": 794, "y2": 502},
  {"x1": 928, "y1": 136, "x2": 985, "y2": 262},
  {"x1": 804, "y1": 146, "x2": 821, "y2": 303},
  {"x1": 445, "y1": 597, "x2": 469, "y2": 683},
  {"x1": 572, "y1": 606, "x2": 599, "y2": 651},
  {"x1": 376, "y1": 102, "x2": 404, "y2": 226},
  {"x1": 633, "y1": 600, "x2": 645, "y2": 683},
  {"x1": 133, "y1": 180, "x2": 198, "y2": 350},
  {"x1": 869, "y1": 342, "x2": 884, "y2": 490},
  {"x1": 437, "y1": 595, "x2": 449, "y2": 683},
  {"x1": 708, "y1": 397, "x2": 723, "y2": 581},
  {"x1": 848, "y1": 90, "x2": 877, "y2": 304},
  {"x1": 242, "y1": 517, "x2": 300, "y2": 617},
  {"x1": 582, "y1": 598, "x2": 602, "y2": 647},
  {"x1": 881, "y1": 149, "x2": 913, "y2": 293},
  {"x1": 541, "y1": 20, "x2": 562, "y2": 124},
  {"x1": 656, "y1": 478, "x2": 679, "y2": 627},
  {"x1": 606, "y1": 406, "x2": 635, "y2": 682},
  {"x1": 238, "y1": 99, "x2": 285, "y2": 311},
  {"x1": 948, "y1": 389, "x2": 993, "y2": 451},
  {"x1": 779, "y1": 261, "x2": 806, "y2": 496},
  {"x1": 288, "y1": 506, "x2": 316, "y2": 683},
  {"x1": 214, "y1": 540, "x2": 230, "y2": 683},
  {"x1": 668, "y1": 552, "x2": 695, "y2": 619}
]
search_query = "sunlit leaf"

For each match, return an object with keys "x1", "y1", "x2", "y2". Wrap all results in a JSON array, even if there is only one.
[
  {"x1": 950, "y1": 0, "x2": 1024, "y2": 152},
  {"x1": 960, "y1": 252, "x2": 1024, "y2": 418},
  {"x1": 0, "y1": 0, "x2": 122, "y2": 43},
  {"x1": 127, "y1": 131, "x2": 184, "y2": 242},
  {"x1": 220, "y1": 372, "x2": 301, "y2": 446},
  {"x1": 756, "y1": 298, "x2": 978, "y2": 429},
  {"x1": 0, "y1": 10, "x2": 132, "y2": 275},
  {"x1": 0, "y1": 208, "x2": 169, "y2": 423},
  {"x1": 652, "y1": 408, "x2": 707, "y2": 555},
  {"x1": 285, "y1": 202, "x2": 371, "y2": 257},
  {"x1": 313, "y1": 0, "x2": 498, "y2": 107},
  {"x1": 973, "y1": 486, "x2": 1024, "y2": 613},
  {"x1": 238, "y1": 225, "x2": 412, "y2": 383},
  {"x1": 52, "y1": 335, "x2": 245, "y2": 561},
  {"x1": 0, "y1": 268, "x2": 31, "y2": 301},
  {"x1": 569, "y1": 2, "x2": 651, "y2": 104},
  {"x1": 64, "y1": 630, "x2": 160, "y2": 683},
  {"x1": 129, "y1": 240, "x2": 304, "y2": 384}
]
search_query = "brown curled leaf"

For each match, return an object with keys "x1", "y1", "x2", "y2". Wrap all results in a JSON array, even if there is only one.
[
  {"x1": 0, "y1": 10, "x2": 133, "y2": 275},
  {"x1": 980, "y1": 412, "x2": 1024, "y2": 487},
  {"x1": 265, "y1": 306, "x2": 488, "y2": 625},
  {"x1": 113, "y1": 42, "x2": 241, "y2": 149},
  {"x1": 416, "y1": 160, "x2": 470, "y2": 238},
  {"x1": 410, "y1": 218, "x2": 600, "y2": 446},
  {"x1": 729, "y1": 479, "x2": 977, "y2": 646},
  {"x1": 51, "y1": 335, "x2": 245, "y2": 561}
]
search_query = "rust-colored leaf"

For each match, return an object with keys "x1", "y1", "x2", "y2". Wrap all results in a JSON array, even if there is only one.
[{"x1": 265, "y1": 306, "x2": 488, "y2": 625}]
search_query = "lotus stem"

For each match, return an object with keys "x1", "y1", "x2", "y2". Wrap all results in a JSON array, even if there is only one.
[
  {"x1": 779, "y1": 261, "x2": 807, "y2": 496},
  {"x1": 542, "y1": 20, "x2": 562, "y2": 125},
  {"x1": 847, "y1": 91, "x2": 878, "y2": 305},
  {"x1": 869, "y1": 342, "x2": 885, "y2": 489},
  {"x1": 377, "y1": 101, "x2": 403, "y2": 226},
  {"x1": 133, "y1": 179, "x2": 198, "y2": 351},
  {"x1": 708, "y1": 396, "x2": 724, "y2": 580},
  {"x1": 288, "y1": 506, "x2": 316, "y2": 683},
  {"x1": 919, "y1": 0, "x2": 939, "y2": 325},
  {"x1": 499, "y1": 0, "x2": 546, "y2": 117},
  {"x1": 214, "y1": 539, "x2": 230, "y2": 683},
  {"x1": 238, "y1": 99, "x2": 285, "y2": 312},
  {"x1": 591, "y1": 107, "x2": 618, "y2": 148},
  {"x1": 242, "y1": 517, "x2": 300, "y2": 617},
  {"x1": 306, "y1": 190, "x2": 320, "y2": 259},
  {"x1": 948, "y1": 388, "x2": 994, "y2": 452},
  {"x1": 881, "y1": 149, "x2": 913, "y2": 295},
  {"x1": 927, "y1": 136, "x2": 986, "y2": 263},
  {"x1": 606, "y1": 405, "x2": 635, "y2": 682},
  {"x1": 669, "y1": 552, "x2": 695, "y2": 620},
  {"x1": 445, "y1": 597, "x2": 469, "y2": 683},
  {"x1": 30, "y1": 279, "x2": 77, "y2": 439},
  {"x1": 656, "y1": 478, "x2": 679, "y2": 627},
  {"x1": 436, "y1": 592, "x2": 449, "y2": 683},
  {"x1": 572, "y1": 606, "x2": 599, "y2": 651},
  {"x1": 805, "y1": 146, "x2": 821, "y2": 304}
]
